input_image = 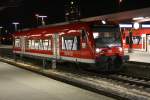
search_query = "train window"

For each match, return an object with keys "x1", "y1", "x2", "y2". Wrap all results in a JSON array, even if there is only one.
[
  {"x1": 62, "y1": 36, "x2": 80, "y2": 50},
  {"x1": 26, "y1": 39, "x2": 31, "y2": 48},
  {"x1": 34, "y1": 40, "x2": 39, "y2": 50},
  {"x1": 31, "y1": 40, "x2": 35, "y2": 49},
  {"x1": 15, "y1": 38, "x2": 20, "y2": 47},
  {"x1": 92, "y1": 24, "x2": 122, "y2": 48},
  {"x1": 26, "y1": 39, "x2": 34, "y2": 49},
  {"x1": 43, "y1": 39, "x2": 51, "y2": 50},
  {"x1": 81, "y1": 30, "x2": 87, "y2": 41},
  {"x1": 126, "y1": 36, "x2": 141, "y2": 45},
  {"x1": 132, "y1": 36, "x2": 141, "y2": 45},
  {"x1": 93, "y1": 31, "x2": 121, "y2": 48},
  {"x1": 38, "y1": 39, "x2": 43, "y2": 50},
  {"x1": 126, "y1": 36, "x2": 129, "y2": 44},
  {"x1": 26, "y1": 39, "x2": 51, "y2": 50}
]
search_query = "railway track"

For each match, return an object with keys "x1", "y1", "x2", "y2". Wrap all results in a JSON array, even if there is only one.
[
  {"x1": 54, "y1": 63, "x2": 150, "y2": 93},
  {"x1": 102, "y1": 74, "x2": 150, "y2": 91},
  {"x1": 78, "y1": 68, "x2": 150, "y2": 92}
]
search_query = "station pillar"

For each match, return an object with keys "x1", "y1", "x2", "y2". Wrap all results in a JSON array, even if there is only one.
[
  {"x1": 128, "y1": 29, "x2": 133, "y2": 53},
  {"x1": 52, "y1": 59, "x2": 56, "y2": 69},
  {"x1": 42, "y1": 59, "x2": 46, "y2": 69}
]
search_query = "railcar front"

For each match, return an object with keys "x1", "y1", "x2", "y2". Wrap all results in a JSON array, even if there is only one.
[{"x1": 91, "y1": 24, "x2": 129, "y2": 71}]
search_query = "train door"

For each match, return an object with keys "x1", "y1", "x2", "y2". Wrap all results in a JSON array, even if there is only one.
[
  {"x1": 147, "y1": 35, "x2": 150, "y2": 53},
  {"x1": 141, "y1": 34, "x2": 146, "y2": 51},
  {"x1": 20, "y1": 36, "x2": 25, "y2": 54},
  {"x1": 52, "y1": 33, "x2": 60, "y2": 59}
]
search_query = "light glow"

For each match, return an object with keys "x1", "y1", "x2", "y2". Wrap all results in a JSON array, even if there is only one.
[
  {"x1": 133, "y1": 17, "x2": 144, "y2": 20},
  {"x1": 12, "y1": 22, "x2": 19, "y2": 25},
  {"x1": 101, "y1": 20, "x2": 106, "y2": 24},
  {"x1": 93, "y1": 32, "x2": 99, "y2": 38},
  {"x1": 38, "y1": 15, "x2": 47, "y2": 18},
  {"x1": 119, "y1": 24, "x2": 132, "y2": 28},
  {"x1": 133, "y1": 22, "x2": 140, "y2": 29},
  {"x1": 142, "y1": 24, "x2": 150, "y2": 28},
  {"x1": 31, "y1": 34, "x2": 41, "y2": 37},
  {"x1": 119, "y1": 47, "x2": 123, "y2": 52},
  {"x1": 96, "y1": 48, "x2": 101, "y2": 53}
]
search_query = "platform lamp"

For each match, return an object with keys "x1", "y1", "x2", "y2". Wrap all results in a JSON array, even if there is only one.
[
  {"x1": 133, "y1": 22, "x2": 140, "y2": 30},
  {"x1": 119, "y1": 0, "x2": 123, "y2": 3},
  {"x1": 37, "y1": 15, "x2": 47, "y2": 26},
  {"x1": 12, "y1": 22, "x2": 20, "y2": 31},
  {"x1": 35, "y1": 14, "x2": 39, "y2": 26}
]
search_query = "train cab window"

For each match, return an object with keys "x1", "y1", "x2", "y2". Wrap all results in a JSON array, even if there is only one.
[
  {"x1": 15, "y1": 38, "x2": 20, "y2": 47},
  {"x1": 62, "y1": 36, "x2": 80, "y2": 50},
  {"x1": 92, "y1": 25, "x2": 121, "y2": 48}
]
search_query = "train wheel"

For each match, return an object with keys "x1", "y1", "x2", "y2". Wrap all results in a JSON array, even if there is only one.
[
  {"x1": 105, "y1": 58, "x2": 113, "y2": 72},
  {"x1": 13, "y1": 53, "x2": 17, "y2": 61},
  {"x1": 77, "y1": 63, "x2": 89, "y2": 72},
  {"x1": 113, "y1": 56, "x2": 123, "y2": 71}
]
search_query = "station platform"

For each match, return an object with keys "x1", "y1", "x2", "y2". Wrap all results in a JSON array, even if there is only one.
[
  {"x1": 0, "y1": 61, "x2": 114, "y2": 100},
  {"x1": 125, "y1": 50, "x2": 150, "y2": 63}
]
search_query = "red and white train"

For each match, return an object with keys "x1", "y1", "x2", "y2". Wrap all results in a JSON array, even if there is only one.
[
  {"x1": 122, "y1": 28, "x2": 150, "y2": 53},
  {"x1": 13, "y1": 21, "x2": 128, "y2": 71}
]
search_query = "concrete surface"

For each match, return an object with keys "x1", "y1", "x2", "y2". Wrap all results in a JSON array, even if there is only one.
[
  {"x1": 125, "y1": 51, "x2": 150, "y2": 63},
  {"x1": 0, "y1": 61, "x2": 114, "y2": 100},
  {"x1": 1, "y1": 58, "x2": 150, "y2": 100}
]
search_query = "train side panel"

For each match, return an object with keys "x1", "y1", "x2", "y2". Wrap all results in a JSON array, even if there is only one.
[{"x1": 123, "y1": 29, "x2": 150, "y2": 52}]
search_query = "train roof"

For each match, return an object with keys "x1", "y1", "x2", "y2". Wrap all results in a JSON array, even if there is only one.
[{"x1": 13, "y1": 21, "x2": 90, "y2": 36}]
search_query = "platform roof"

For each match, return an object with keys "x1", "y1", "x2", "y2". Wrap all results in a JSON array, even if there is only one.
[
  {"x1": 81, "y1": 7, "x2": 150, "y2": 23},
  {"x1": 21, "y1": 7, "x2": 150, "y2": 32}
]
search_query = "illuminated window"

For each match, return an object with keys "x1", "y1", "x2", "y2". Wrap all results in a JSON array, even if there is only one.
[
  {"x1": 39, "y1": 39, "x2": 43, "y2": 50},
  {"x1": 26, "y1": 39, "x2": 51, "y2": 50},
  {"x1": 126, "y1": 36, "x2": 141, "y2": 45},
  {"x1": 62, "y1": 36, "x2": 80, "y2": 50},
  {"x1": 15, "y1": 38, "x2": 20, "y2": 47},
  {"x1": 43, "y1": 39, "x2": 51, "y2": 50},
  {"x1": 31, "y1": 40, "x2": 35, "y2": 49},
  {"x1": 34, "y1": 40, "x2": 39, "y2": 50},
  {"x1": 132, "y1": 36, "x2": 141, "y2": 44},
  {"x1": 28, "y1": 40, "x2": 32, "y2": 48}
]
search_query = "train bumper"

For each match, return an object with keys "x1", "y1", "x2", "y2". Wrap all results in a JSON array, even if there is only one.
[
  {"x1": 95, "y1": 55, "x2": 129, "y2": 63},
  {"x1": 94, "y1": 55, "x2": 129, "y2": 71}
]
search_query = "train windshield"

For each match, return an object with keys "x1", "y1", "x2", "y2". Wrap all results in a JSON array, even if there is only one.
[{"x1": 92, "y1": 25, "x2": 121, "y2": 48}]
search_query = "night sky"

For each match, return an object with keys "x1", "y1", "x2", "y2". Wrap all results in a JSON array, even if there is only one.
[{"x1": 0, "y1": 0, "x2": 150, "y2": 32}]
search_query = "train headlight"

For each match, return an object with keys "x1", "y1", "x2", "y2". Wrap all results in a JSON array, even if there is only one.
[
  {"x1": 96, "y1": 48, "x2": 101, "y2": 53},
  {"x1": 119, "y1": 47, "x2": 123, "y2": 52}
]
